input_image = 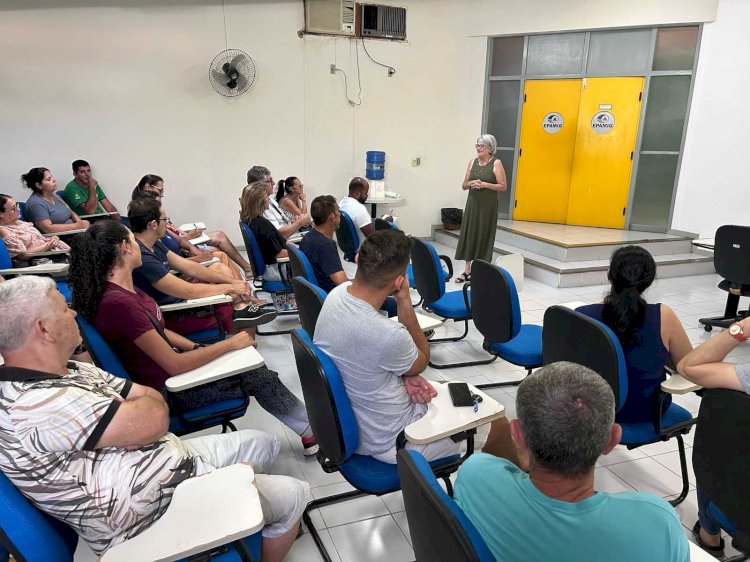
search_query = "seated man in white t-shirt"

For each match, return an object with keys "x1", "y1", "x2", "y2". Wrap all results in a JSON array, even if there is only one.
[
  {"x1": 246, "y1": 165, "x2": 311, "y2": 238},
  {"x1": 313, "y1": 229, "x2": 517, "y2": 464},
  {"x1": 338, "y1": 177, "x2": 374, "y2": 249}
]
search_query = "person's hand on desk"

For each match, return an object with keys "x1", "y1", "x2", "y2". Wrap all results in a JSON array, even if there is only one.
[
  {"x1": 228, "y1": 331, "x2": 256, "y2": 350},
  {"x1": 229, "y1": 279, "x2": 251, "y2": 299},
  {"x1": 404, "y1": 375, "x2": 437, "y2": 404}
]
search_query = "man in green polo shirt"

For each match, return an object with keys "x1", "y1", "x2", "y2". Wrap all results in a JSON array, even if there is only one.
[{"x1": 63, "y1": 159, "x2": 120, "y2": 218}]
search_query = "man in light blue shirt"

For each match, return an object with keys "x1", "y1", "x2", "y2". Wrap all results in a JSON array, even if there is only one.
[{"x1": 454, "y1": 361, "x2": 689, "y2": 562}]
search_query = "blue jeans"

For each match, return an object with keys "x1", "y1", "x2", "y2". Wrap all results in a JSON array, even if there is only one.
[{"x1": 697, "y1": 485, "x2": 721, "y2": 535}]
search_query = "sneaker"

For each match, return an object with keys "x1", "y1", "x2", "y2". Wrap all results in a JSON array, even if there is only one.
[
  {"x1": 302, "y1": 436, "x2": 319, "y2": 457},
  {"x1": 232, "y1": 303, "x2": 277, "y2": 328}
]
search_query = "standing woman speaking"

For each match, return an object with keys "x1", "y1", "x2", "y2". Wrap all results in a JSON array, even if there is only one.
[{"x1": 454, "y1": 134, "x2": 507, "y2": 283}]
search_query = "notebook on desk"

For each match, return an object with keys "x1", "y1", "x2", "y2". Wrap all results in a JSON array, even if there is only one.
[{"x1": 188, "y1": 234, "x2": 212, "y2": 245}]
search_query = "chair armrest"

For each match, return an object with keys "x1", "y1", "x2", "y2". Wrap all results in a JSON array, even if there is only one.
[
  {"x1": 77, "y1": 212, "x2": 119, "y2": 220},
  {"x1": 661, "y1": 373, "x2": 702, "y2": 395},
  {"x1": 462, "y1": 282, "x2": 471, "y2": 314},
  {"x1": 101, "y1": 463, "x2": 263, "y2": 562},
  {"x1": 187, "y1": 234, "x2": 212, "y2": 246},
  {"x1": 0, "y1": 263, "x2": 69, "y2": 276},
  {"x1": 404, "y1": 382, "x2": 505, "y2": 444},
  {"x1": 43, "y1": 228, "x2": 87, "y2": 237},
  {"x1": 165, "y1": 347, "x2": 265, "y2": 392},
  {"x1": 159, "y1": 294, "x2": 233, "y2": 312},
  {"x1": 438, "y1": 255, "x2": 454, "y2": 281}
]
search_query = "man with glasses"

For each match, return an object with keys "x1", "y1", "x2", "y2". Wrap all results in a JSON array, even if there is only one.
[
  {"x1": 63, "y1": 159, "x2": 120, "y2": 218},
  {"x1": 246, "y1": 165, "x2": 311, "y2": 238}
]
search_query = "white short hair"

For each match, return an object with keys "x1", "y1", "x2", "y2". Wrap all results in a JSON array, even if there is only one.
[
  {"x1": 0, "y1": 276, "x2": 56, "y2": 353},
  {"x1": 478, "y1": 134, "x2": 497, "y2": 154}
]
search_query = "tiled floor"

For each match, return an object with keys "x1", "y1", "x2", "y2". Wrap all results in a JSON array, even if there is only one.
[
  {"x1": 497, "y1": 218, "x2": 688, "y2": 247},
  {"x1": 74, "y1": 241, "x2": 748, "y2": 562}
]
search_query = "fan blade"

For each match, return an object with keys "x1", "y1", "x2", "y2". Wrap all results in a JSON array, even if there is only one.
[
  {"x1": 235, "y1": 74, "x2": 248, "y2": 91},
  {"x1": 211, "y1": 69, "x2": 226, "y2": 84},
  {"x1": 230, "y1": 53, "x2": 246, "y2": 69}
]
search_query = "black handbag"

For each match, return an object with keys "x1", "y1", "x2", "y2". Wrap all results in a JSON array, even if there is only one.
[{"x1": 441, "y1": 208, "x2": 463, "y2": 230}]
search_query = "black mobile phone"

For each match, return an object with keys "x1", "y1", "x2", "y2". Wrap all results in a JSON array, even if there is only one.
[{"x1": 448, "y1": 382, "x2": 474, "y2": 407}]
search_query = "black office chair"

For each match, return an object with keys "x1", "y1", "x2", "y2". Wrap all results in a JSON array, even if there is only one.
[
  {"x1": 693, "y1": 388, "x2": 750, "y2": 559},
  {"x1": 287, "y1": 243, "x2": 317, "y2": 285},
  {"x1": 700, "y1": 225, "x2": 750, "y2": 332},
  {"x1": 469, "y1": 259, "x2": 542, "y2": 387},
  {"x1": 291, "y1": 276, "x2": 326, "y2": 336},
  {"x1": 543, "y1": 305, "x2": 694, "y2": 506},
  {"x1": 397, "y1": 449, "x2": 496, "y2": 562}
]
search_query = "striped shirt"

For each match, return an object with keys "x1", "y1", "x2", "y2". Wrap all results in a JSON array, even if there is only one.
[{"x1": 0, "y1": 362, "x2": 195, "y2": 555}]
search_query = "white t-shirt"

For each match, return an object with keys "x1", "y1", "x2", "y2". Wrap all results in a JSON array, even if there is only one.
[
  {"x1": 314, "y1": 283, "x2": 424, "y2": 461},
  {"x1": 264, "y1": 198, "x2": 292, "y2": 231},
  {"x1": 339, "y1": 196, "x2": 372, "y2": 248}
]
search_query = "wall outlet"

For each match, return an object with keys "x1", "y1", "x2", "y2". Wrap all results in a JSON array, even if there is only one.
[
  {"x1": 330, "y1": 64, "x2": 336, "y2": 74},
  {"x1": 411, "y1": 157, "x2": 421, "y2": 166}
]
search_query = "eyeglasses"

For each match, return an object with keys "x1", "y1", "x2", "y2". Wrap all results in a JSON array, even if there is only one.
[
  {"x1": 157, "y1": 216, "x2": 170, "y2": 223},
  {"x1": 1, "y1": 204, "x2": 17, "y2": 213},
  {"x1": 475, "y1": 144, "x2": 487, "y2": 149}
]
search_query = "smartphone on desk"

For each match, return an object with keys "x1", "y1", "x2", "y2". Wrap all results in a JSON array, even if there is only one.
[{"x1": 448, "y1": 382, "x2": 474, "y2": 407}]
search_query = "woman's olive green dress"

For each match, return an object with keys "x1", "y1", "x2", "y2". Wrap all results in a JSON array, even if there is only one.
[{"x1": 455, "y1": 157, "x2": 498, "y2": 263}]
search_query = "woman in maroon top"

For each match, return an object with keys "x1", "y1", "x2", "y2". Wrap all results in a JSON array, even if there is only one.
[{"x1": 69, "y1": 221, "x2": 319, "y2": 455}]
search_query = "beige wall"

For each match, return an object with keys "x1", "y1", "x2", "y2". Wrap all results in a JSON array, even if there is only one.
[{"x1": 0, "y1": 0, "x2": 722, "y2": 242}]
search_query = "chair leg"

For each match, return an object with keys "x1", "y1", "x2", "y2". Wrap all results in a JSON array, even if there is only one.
[
  {"x1": 476, "y1": 367, "x2": 532, "y2": 389},
  {"x1": 427, "y1": 319, "x2": 470, "y2": 343},
  {"x1": 443, "y1": 476, "x2": 454, "y2": 498},
  {"x1": 303, "y1": 490, "x2": 367, "y2": 562},
  {"x1": 668, "y1": 434, "x2": 690, "y2": 507},
  {"x1": 222, "y1": 421, "x2": 237, "y2": 433}
]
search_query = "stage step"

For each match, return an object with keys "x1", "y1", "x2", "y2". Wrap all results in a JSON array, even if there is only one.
[{"x1": 433, "y1": 224, "x2": 714, "y2": 288}]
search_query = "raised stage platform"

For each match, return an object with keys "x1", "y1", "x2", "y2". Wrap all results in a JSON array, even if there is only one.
[{"x1": 434, "y1": 219, "x2": 714, "y2": 288}]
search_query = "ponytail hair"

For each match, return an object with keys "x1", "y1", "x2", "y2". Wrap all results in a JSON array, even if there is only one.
[
  {"x1": 601, "y1": 245, "x2": 656, "y2": 344},
  {"x1": 69, "y1": 221, "x2": 131, "y2": 320},
  {"x1": 276, "y1": 176, "x2": 298, "y2": 202},
  {"x1": 20, "y1": 167, "x2": 49, "y2": 193}
]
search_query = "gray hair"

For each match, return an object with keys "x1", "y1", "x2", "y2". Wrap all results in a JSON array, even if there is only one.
[
  {"x1": 516, "y1": 361, "x2": 615, "y2": 477},
  {"x1": 246, "y1": 165, "x2": 270, "y2": 184},
  {"x1": 478, "y1": 134, "x2": 497, "y2": 154},
  {"x1": 0, "y1": 276, "x2": 56, "y2": 353}
]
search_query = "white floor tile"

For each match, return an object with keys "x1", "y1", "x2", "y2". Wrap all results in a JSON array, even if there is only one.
[
  {"x1": 286, "y1": 527, "x2": 342, "y2": 562},
  {"x1": 392, "y1": 511, "x2": 412, "y2": 545},
  {"x1": 312, "y1": 482, "x2": 389, "y2": 528},
  {"x1": 381, "y1": 490, "x2": 406, "y2": 513},
  {"x1": 327, "y1": 515, "x2": 414, "y2": 562},
  {"x1": 608, "y1": 457, "x2": 689, "y2": 498},
  {"x1": 597, "y1": 444, "x2": 647, "y2": 466},
  {"x1": 651, "y1": 449, "x2": 696, "y2": 486}
]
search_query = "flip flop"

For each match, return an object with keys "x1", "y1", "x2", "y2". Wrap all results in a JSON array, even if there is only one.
[{"x1": 692, "y1": 521, "x2": 725, "y2": 557}]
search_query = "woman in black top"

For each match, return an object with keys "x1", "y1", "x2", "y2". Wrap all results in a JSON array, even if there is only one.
[{"x1": 240, "y1": 182, "x2": 289, "y2": 282}]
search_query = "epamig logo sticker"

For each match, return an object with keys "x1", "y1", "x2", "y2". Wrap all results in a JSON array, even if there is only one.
[
  {"x1": 542, "y1": 112, "x2": 564, "y2": 134},
  {"x1": 591, "y1": 111, "x2": 615, "y2": 134}
]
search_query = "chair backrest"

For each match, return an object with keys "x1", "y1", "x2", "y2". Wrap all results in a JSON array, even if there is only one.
[
  {"x1": 374, "y1": 218, "x2": 398, "y2": 231},
  {"x1": 292, "y1": 276, "x2": 327, "y2": 336},
  {"x1": 714, "y1": 225, "x2": 750, "y2": 285},
  {"x1": 290, "y1": 328, "x2": 359, "y2": 465},
  {"x1": 0, "y1": 471, "x2": 78, "y2": 562},
  {"x1": 56, "y1": 191, "x2": 66, "y2": 201},
  {"x1": 17, "y1": 202, "x2": 26, "y2": 221},
  {"x1": 397, "y1": 449, "x2": 495, "y2": 562},
  {"x1": 335, "y1": 210, "x2": 359, "y2": 262},
  {"x1": 693, "y1": 388, "x2": 750, "y2": 551},
  {"x1": 542, "y1": 305, "x2": 628, "y2": 411},
  {"x1": 410, "y1": 238, "x2": 445, "y2": 303},
  {"x1": 161, "y1": 232, "x2": 180, "y2": 254},
  {"x1": 239, "y1": 221, "x2": 266, "y2": 277},
  {"x1": 287, "y1": 243, "x2": 317, "y2": 285},
  {"x1": 0, "y1": 239, "x2": 12, "y2": 270},
  {"x1": 75, "y1": 315, "x2": 131, "y2": 380},
  {"x1": 471, "y1": 260, "x2": 521, "y2": 343}
]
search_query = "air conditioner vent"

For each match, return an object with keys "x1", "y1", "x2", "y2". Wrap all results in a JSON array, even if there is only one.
[
  {"x1": 305, "y1": 0, "x2": 355, "y2": 36},
  {"x1": 360, "y1": 4, "x2": 406, "y2": 40}
]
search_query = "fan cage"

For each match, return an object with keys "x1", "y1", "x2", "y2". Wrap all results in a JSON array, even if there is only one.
[{"x1": 208, "y1": 49, "x2": 256, "y2": 97}]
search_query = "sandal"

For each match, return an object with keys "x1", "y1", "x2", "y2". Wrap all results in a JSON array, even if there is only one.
[
  {"x1": 692, "y1": 521, "x2": 725, "y2": 557},
  {"x1": 455, "y1": 272, "x2": 471, "y2": 284}
]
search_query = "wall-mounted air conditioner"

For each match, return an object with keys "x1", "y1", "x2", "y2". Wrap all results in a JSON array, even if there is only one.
[
  {"x1": 359, "y1": 3, "x2": 406, "y2": 40},
  {"x1": 304, "y1": 0, "x2": 356, "y2": 36}
]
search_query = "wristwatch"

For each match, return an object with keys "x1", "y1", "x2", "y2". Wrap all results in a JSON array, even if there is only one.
[{"x1": 729, "y1": 322, "x2": 748, "y2": 342}]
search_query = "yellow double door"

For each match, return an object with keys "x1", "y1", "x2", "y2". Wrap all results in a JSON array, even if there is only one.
[{"x1": 514, "y1": 77, "x2": 644, "y2": 228}]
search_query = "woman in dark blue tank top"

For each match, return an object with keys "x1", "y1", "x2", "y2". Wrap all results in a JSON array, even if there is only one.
[{"x1": 577, "y1": 246, "x2": 692, "y2": 424}]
